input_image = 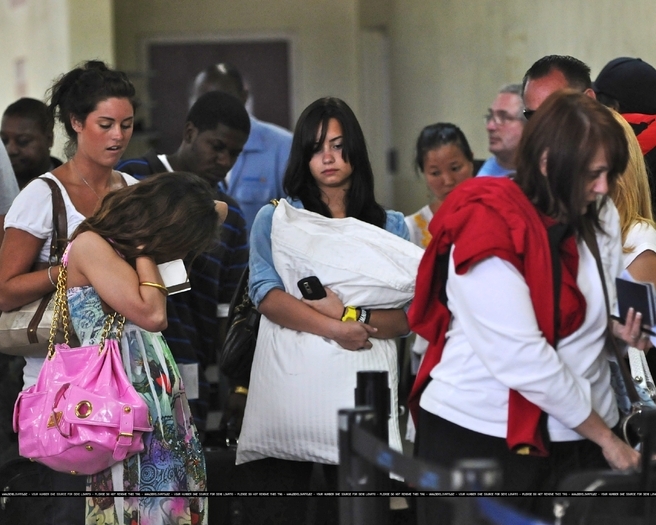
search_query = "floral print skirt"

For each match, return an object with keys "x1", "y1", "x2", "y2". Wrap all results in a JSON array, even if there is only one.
[{"x1": 67, "y1": 285, "x2": 207, "y2": 525}]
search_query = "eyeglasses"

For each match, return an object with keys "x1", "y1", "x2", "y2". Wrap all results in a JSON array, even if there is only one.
[
  {"x1": 484, "y1": 111, "x2": 525, "y2": 126},
  {"x1": 522, "y1": 109, "x2": 536, "y2": 120}
]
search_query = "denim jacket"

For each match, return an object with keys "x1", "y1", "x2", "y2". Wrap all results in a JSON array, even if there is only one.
[{"x1": 249, "y1": 196, "x2": 410, "y2": 307}]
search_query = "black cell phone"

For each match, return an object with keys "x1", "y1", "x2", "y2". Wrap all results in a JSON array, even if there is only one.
[{"x1": 297, "y1": 276, "x2": 327, "y2": 300}]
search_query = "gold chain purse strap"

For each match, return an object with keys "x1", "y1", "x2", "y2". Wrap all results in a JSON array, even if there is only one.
[{"x1": 47, "y1": 249, "x2": 126, "y2": 359}]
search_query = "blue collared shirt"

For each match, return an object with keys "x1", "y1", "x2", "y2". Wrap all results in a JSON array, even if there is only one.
[
  {"x1": 221, "y1": 116, "x2": 293, "y2": 233},
  {"x1": 476, "y1": 156, "x2": 515, "y2": 178}
]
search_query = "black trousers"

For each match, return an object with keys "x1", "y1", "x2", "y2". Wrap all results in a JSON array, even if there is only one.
[
  {"x1": 36, "y1": 465, "x2": 86, "y2": 525},
  {"x1": 415, "y1": 407, "x2": 610, "y2": 523},
  {"x1": 234, "y1": 457, "x2": 339, "y2": 525}
]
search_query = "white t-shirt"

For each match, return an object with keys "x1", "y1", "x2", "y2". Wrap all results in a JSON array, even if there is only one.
[
  {"x1": 420, "y1": 200, "x2": 623, "y2": 443},
  {"x1": 4, "y1": 171, "x2": 138, "y2": 388},
  {"x1": 623, "y1": 220, "x2": 656, "y2": 269},
  {"x1": 404, "y1": 204, "x2": 433, "y2": 249}
]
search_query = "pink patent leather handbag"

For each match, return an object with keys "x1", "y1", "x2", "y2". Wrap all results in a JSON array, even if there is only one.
[{"x1": 12, "y1": 253, "x2": 153, "y2": 476}]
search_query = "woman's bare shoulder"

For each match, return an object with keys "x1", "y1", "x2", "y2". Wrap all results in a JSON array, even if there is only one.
[{"x1": 69, "y1": 231, "x2": 115, "y2": 257}]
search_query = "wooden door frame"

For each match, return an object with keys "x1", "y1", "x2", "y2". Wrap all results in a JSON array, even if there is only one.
[{"x1": 137, "y1": 31, "x2": 299, "y2": 128}]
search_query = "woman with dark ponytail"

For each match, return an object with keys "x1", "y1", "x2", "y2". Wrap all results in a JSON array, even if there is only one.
[
  {"x1": 0, "y1": 61, "x2": 137, "y2": 368},
  {"x1": 0, "y1": 60, "x2": 138, "y2": 524},
  {"x1": 0, "y1": 60, "x2": 138, "y2": 379}
]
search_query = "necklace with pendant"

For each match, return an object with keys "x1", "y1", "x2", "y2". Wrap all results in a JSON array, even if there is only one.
[{"x1": 71, "y1": 160, "x2": 102, "y2": 201}]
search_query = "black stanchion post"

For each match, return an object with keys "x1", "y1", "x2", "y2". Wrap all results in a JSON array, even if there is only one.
[
  {"x1": 354, "y1": 371, "x2": 390, "y2": 443},
  {"x1": 338, "y1": 408, "x2": 388, "y2": 525},
  {"x1": 638, "y1": 409, "x2": 656, "y2": 525},
  {"x1": 449, "y1": 459, "x2": 502, "y2": 525},
  {"x1": 354, "y1": 370, "x2": 391, "y2": 498},
  {"x1": 452, "y1": 458, "x2": 502, "y2": 491}
]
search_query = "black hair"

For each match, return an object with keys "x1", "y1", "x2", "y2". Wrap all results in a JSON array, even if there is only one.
[
  {"x1": 283, "y1": 97, "x2": 387, "y2": 228},
  {"x1": 186, "y1": 91, "x2": 250, "y2": 135},
  {"x1": 2, "y1": 98, "x2": 53, "y2": 135},
  {"x1": 415, "y1": 123, "x2": 474, "y2": 173},
  {"x1": 47, "y1": 60, "x2": 136, "y2": 155},
  {"x1": 522, "y1": 55, "x2": 592, "y2": 95},
  {"x1": 595, "y1": 92, "x2": 621, "y2": 111}
]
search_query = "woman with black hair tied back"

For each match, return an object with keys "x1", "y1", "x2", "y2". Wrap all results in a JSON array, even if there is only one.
[
  {"x1": 235, "y1": 97, "x2": 422, "y2": 524},
  {"x1": 0, "y1": 60, "x2": 138, "y2": 383},
  {"x1": 403, "y1": 123, "x2": 475, "y2": 441},
  {"x1": 409, "y1": 91, "x2": 647, "y2": 522},
  {"x1": 405, "y1": 123, "x2": 475, "y2": 249},
  {"x1": 0, "y1": 60, "x2": 138, "y2": 524}
]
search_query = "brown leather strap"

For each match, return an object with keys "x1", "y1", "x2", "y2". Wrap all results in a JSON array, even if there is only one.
[
  {"x1": 26, "y1": 177, "x2": 68, "y2": 343},
  {"x1": 28, "y1": 291, "x2": 54, "y2": 343},
  {"x1": 581, "y1": 218, "x2": 640, "y2": 404},
  {"x1": 40, "y1": 177, "x2": 68, "y2": 265}
]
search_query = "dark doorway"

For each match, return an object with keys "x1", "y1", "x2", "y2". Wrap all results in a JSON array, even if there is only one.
[{"x1": 147, "y1": 40, "x2": 291, "y2": 154}]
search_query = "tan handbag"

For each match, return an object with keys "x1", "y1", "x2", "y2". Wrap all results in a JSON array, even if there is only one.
[{"x1": 0, "y1": 177, "x2": 69, "y2": 356}]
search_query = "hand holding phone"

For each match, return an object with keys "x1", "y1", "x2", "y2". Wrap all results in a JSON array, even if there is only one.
[{"x1": 297, "y1": 276, "x2": 327, "y2": 300}]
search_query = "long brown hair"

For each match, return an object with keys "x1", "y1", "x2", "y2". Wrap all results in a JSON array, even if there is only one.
[
  {"x1": 73, "y1": 172, "x2": 219, "y2": 262},
  {"x1": 515, "y1": 90, "x2": 628, "y2": 233}
]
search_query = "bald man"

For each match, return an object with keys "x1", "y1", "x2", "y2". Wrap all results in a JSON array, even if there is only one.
[{"x1": 190, "y1": 63, "x2": 292, "y2": 232}]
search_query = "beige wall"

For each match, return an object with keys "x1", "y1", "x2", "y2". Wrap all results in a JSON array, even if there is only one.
[
  {"x1": 389, "y1": 0, "x2": 656, "y2": 214},
  {"x1": 68, "y1": 0, "x2": 115, "y2": 69},
  {"x1": 0, "y1": 0, "x2": 114, "y2": 158},
  {"x1": 113, "y1": 0, "x2": 361, "y2": 121},
  {"x1": 0, "y1": 0, "x2": 69, "y2": 106}
]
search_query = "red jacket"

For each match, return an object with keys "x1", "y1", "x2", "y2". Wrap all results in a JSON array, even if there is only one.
[{"x1": 408, "y1": 177, "x2": 586, "y2": 456}]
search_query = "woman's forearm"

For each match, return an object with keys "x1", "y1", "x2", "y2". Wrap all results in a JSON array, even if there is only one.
[
  {"x1": 259, "y1": 288, "x2": 341, "y2": 337},
  {"x1": 0, "y1": 229, "x2": 53, "y2": 311},
  {"x1": 573, "y1": 410, "x2": 640, "y2": 470},
  {"x1": 259, "y1": 289, "x2": 376, "y2": 351},
  {"x1": 135, "y1": 255, "x2": 164, "y2": 285},
  {"x1": 368, "y1": 308, "x2": 409, "y2": 339}
]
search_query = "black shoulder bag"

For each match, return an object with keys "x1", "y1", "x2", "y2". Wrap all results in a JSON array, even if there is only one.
[
  {"x1": 219, "y1": 200, "x2": 278, "y2": 383},
  {"x1": 219, "y1": 266, "x2": 260, "y2": 383}
]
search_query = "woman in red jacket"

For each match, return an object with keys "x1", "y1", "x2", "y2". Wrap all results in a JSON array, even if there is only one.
[{"x1": 410, "y1": 90, "x2": 647, "y2": 521}]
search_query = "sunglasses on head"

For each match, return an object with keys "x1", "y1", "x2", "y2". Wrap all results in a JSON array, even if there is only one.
[{"x1": 523, "y1": 108, "x2": 536, "y2": 120}]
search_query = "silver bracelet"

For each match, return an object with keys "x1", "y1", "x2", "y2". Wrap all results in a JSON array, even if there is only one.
[{"x1": 47, "y1": 266, "x2": 56, "y2": 288}]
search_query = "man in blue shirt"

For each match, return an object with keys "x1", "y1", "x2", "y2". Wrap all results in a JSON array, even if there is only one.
[
  {"x1": 477, "y1": 84, "x2": 526, "y2": 178},
  {"x1": 190, "y1": 63, "x2": 292, "y2": 232}
]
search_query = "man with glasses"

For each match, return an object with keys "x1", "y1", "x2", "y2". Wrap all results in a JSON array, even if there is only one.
[
  {"x1": 478, "y1": 84, "x2": 526, "y2": 177},
  {"x1": 522, "y1": 55, "x2": 596, "y2": 119}
]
